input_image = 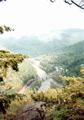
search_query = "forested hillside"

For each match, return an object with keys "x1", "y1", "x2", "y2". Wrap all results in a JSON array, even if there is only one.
[{"x1": 40, "y1": 40, "x2": 84, "y2": 77}]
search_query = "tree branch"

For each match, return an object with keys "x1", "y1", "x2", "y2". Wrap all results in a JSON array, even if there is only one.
[
  {"x1": 71, "y1": 0, "x2": 84, "y2": 9},
  {"x1": 0, "y1": 0, "x2": 6, "y2": 2},
  {"x1": 50, "y1": 0, "x2": 56, "y2": 3},
  {"x1": 64, "y1": 0, "x2": 72, "y2": 5},
  {"x1": 50, "y1": 0, "x2": 84, "y2": 9},
  {"x1": 0, "y1": 25, "x2": 14, "y2": 34}
]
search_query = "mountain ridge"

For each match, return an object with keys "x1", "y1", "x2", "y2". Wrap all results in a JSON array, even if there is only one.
[{"x1": 0, "y1": 28, "x2": 83, "y2": 57}]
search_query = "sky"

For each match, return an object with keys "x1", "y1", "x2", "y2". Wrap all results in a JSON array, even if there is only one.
[{"x1": 0, "y1": 0, "x2": 84, "y2": 38}]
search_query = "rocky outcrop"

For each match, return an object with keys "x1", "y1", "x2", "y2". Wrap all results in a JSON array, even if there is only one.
[{"x1": 10, "y1": 101, "x2": 46, "y2": 120}]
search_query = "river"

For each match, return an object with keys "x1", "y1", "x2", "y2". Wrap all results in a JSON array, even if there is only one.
[{"x1": 31, "y1": 59, "x2": 61, "y2": 91}]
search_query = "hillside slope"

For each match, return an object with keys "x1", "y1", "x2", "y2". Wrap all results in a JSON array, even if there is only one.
[{"x1": 40, "y1": 40, "x2": 84, "y2": 77}]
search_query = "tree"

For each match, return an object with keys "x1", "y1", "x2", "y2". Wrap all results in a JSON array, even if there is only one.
[
  {"x1": 31, "y1": 68, "x2": 84, "y2": 120},
  {"x1": 0, "y1": 29, "x2": 29, "y2": 118},
  {"x1": 0, "y1": 50, "x2": 29, "y2": 119},
  {"x1": 50, "y1": 0, "x2": 84, "y2": 9},
  {"x1": 0, "y1": 1, "x2": 29, "y2": 119},
  {"x1": 0, "y1": 18, "x2": 29, "y2": 120},
  {"x1": 0, "y1": 25, "x2": 14, "y2": 34},
  {"x1": 0, "y1": 49, "x2": 29, "y2": 119}
]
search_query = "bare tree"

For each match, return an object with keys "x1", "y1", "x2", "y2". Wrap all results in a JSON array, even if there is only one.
[{"x1": 50, "y1": 0, "x2": 84, "y2": 9}]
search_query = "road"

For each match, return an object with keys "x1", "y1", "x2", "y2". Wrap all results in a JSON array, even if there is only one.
[{"x1": 18, "y1": 79, "x2": 35, "y2": 93}]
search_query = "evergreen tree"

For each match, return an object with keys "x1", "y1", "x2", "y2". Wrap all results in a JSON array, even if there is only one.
[
  {"x1": 0, "y1": 20, "x2": 29, "y2": 120},
  {"x1": 0, "y1": 49, "x2": 29, "y2": 119}
]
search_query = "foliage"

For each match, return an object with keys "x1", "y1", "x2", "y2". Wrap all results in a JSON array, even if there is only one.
[
  {"x1": 30, "y1": 80, "x2": 42, "y2": 90},
  {"x1": 17, "y1": 59, "x2": 38, "y2": 85},
  {"x1": 31, "y1": 71, "x2": 84, "y2": 119},
  {"x1": 0, "y1": 50, "x2": 29, "y2": 118},
  {"x1": 40, "y1": 40, "x2": 84, "y2": 77},
  {"x1": 31, "y1": 74, "x2": 84, "y2": 102},
  {"x1": 49, "y1": 103, "x2": 70, "y2": 120},
  {"x1": 0, "y1": 50, "x2": 28, "y2": 80},
  {"x1": 51, "y1": 73, "x2": 68, "y2": 86},
  {"x1": 49, "y1": 101, "x2": 84, "y2": 120},
  {"x1": 1, "y1": 59, "x2": 38, "y2": 92},
  {"x1": 4, "y1": 67, "x2": 84, "y2": 119},
  {"x1": 0, "y1": 25, "x2": 14, "y2": 34},
  {"x1": 0, "y1": 93, "x2": 26, "y2": 113},
  {"x1": 80, "y1": 64, "x2": 84, "y2": 76},
  {"x1": 56, "y1": 41, "x2": 84, "y2": 77},
  {"x1": 40, "y1": 55, "x2": 57, "y2": 74},
  {"x1": 50, "y1": 81, "x2": 60, "y2": 89}
]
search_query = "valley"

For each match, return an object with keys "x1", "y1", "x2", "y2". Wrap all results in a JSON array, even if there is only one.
[
  {"x1": 30, "y1": 59, "x2": 62, "y2": 91},
  {"x1": 0, "y1": 0, "x2": 84, "y2": 119},
  {"x1": 18, "y1": 58, "x2": 62, "y2": 93},
  {"x1": 0, "y1": 40, "x2": 84, "y2": 92},
  {"x1": 0, "y1": 30, "x2": 84, "y2": 120}
]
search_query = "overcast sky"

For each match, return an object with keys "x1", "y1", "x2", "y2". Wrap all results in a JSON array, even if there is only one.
[{"x1": 0, "y1": 0, "x2": 84, "y2": 38}]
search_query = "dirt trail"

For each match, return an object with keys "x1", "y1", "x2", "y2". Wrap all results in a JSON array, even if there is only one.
[{"x1": 18, "y1": 79, "x2": 35, "y2": 93}]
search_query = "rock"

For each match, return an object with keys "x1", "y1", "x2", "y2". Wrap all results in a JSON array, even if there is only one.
[{"x1": 10, "y1": 101, "x2": 46, "y2": 120}]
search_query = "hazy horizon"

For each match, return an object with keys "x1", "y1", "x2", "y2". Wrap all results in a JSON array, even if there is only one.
[
  {"x1": 0, "y1": 28, "x2": 84, "y2": 40},
  {"x1": 0, "y1": 0, "x2": 84, "y2": 38}
]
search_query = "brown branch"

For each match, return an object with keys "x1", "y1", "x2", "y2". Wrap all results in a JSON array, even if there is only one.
[
  {"x1": 64, "y1": 0, "x2": 84, "y2": 9},
  {"x1": 64, "y1": 0, "x2": 72, "y2": 5},
  {"x1": 69, "y1": 91, "x2": 84, "y2": 98},
  {"x1": 50, "y1": 0, "x2": 84, "y2": 9},
  {"x1": 71, "y1": 0, "x2": 84, "y2": 9}
]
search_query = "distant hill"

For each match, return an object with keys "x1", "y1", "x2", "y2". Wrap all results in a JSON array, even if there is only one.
[
  {"x1": 37, "y1": 28, "x2": 84, "y2": 44},
  {"x1": 57, "y1": 40, "x2": 84, "y2": 56},
  {"x1": 0, "y1": 28, "x2": 83, "y2": 57},
  {"x1": 0, "y1": 35, "x2": 66, "y2": 57}
]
